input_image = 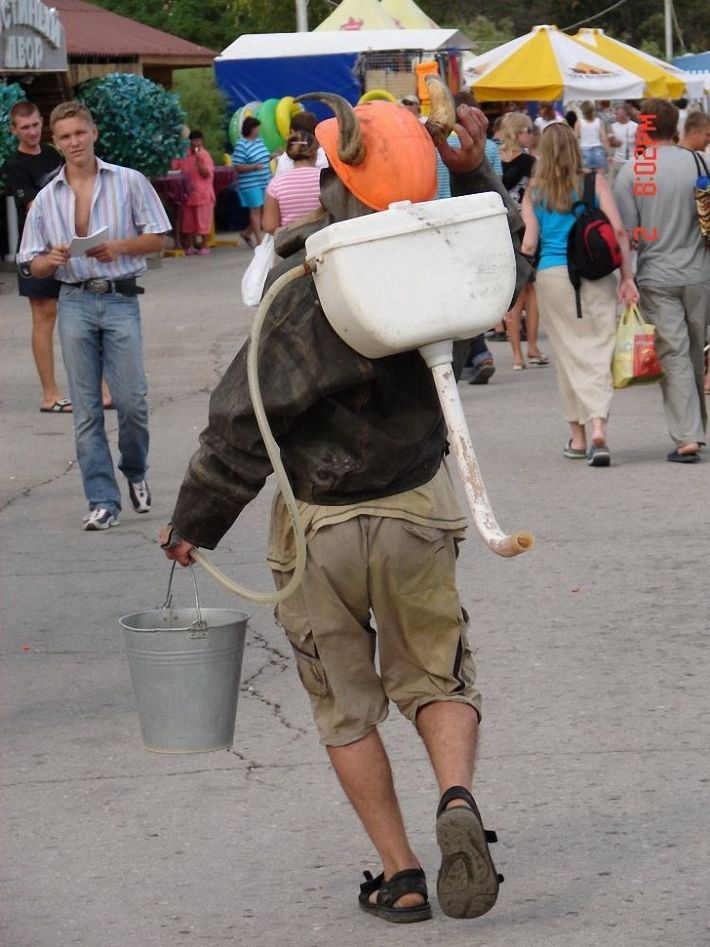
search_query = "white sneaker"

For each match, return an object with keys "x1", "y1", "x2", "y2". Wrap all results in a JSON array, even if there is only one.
[
  {"x1": 128, "y1": 479, "x2": 151, "y2": 514},
  {"x1": 83, "y1": 508, "x2": 119, "y2": 531}
]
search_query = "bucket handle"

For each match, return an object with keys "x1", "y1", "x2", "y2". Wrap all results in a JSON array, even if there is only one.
[{"x1": 161, "y1": 562, "x2": 208, "y2": 633}]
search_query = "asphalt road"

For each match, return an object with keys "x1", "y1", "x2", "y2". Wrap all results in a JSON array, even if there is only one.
[{"x1": 1, "y1": 247, "x2": 708, "y2": 947}]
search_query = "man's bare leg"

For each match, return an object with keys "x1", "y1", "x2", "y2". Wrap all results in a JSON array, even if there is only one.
[
  {"x1": 30, "y1": 297, "x2": 66, "y2": 409},
  {"x1": 415, "y1": 701, "x2": 478, "y2": 805},
  {"x1": 417, "y1": 701, "x2": 500, "y2": 918},
  {"x1": 328, "y1": 729, "x2": 424, "y2": 907}
]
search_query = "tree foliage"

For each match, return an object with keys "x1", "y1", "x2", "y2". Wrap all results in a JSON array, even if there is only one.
[
  {"x1": 173, "y1": 68, "x2": 230, "y2": 159},
  {"x1": 89, "y1": 0, "x2": 239, "y2": 53},
  {"x1": 88, "y1": 0, "x2": 708, "y2": 58},
  {"x1": 428, "y1": 0, "x2": 707, "y2": 55}
]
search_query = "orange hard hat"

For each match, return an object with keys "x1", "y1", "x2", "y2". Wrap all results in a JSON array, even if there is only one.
[{"x1": 315, "y1": 100, "x2": 437, "y2": 211}]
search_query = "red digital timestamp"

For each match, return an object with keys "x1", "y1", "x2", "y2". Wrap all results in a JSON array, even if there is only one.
[{"x1": 631, "y1": 113, "x2": 659, "y2": 241}]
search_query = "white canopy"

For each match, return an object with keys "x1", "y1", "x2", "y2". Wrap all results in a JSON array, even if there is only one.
[{"x1": 218, "y1": 29, "x2": 474, "y2": 61}]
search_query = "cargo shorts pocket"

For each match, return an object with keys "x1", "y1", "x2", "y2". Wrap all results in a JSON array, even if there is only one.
[{"x1": 285, "y1": 629, "x2": 330, "y2": 699}]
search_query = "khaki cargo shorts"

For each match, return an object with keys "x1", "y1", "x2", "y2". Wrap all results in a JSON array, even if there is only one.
[{"x1": 273, "y1": 515, "x2": 480, "y2": 747}]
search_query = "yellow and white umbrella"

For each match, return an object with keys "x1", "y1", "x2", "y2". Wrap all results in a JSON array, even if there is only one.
[
  {"x1": 574, "y1": 29, "x2": 704, "y2": 99},
  {"x1": 463, "y1": 25, "x2": 646, "y2": 102}
]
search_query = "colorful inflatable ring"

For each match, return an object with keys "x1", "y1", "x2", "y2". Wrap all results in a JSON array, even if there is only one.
[
  {"x1": 275, "y1": 96, "x2": 303, "y2": 139},
  {"x1": 228, "y1": 101, "x2": 261, "y2": 146},
  {"x1": 358, "y1": 89, "x2": 397, "y2": 104},
  {"x1": 256, "y1": 98, "x2": 285, "y2": 153}
]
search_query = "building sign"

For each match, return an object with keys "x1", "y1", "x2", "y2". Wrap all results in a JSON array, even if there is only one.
[{"x1": 1, "y1": 0, "x2": 67, "y2": 72}]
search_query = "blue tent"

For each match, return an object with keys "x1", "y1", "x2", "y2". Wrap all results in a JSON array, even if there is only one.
[
  {"x1": 672, "y1": 51, "x2": 710, "y2": 72},
  {"x1": 214, "y1": 29, "x2": 474, "y2": 113}
]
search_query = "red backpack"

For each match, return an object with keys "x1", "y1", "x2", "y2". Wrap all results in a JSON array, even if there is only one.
[{"x1": 567, "y1": 172, "x2": 622, "y2": 318}]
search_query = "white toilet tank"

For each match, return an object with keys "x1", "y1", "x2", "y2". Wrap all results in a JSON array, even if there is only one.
[{"x1": 305, "y1": 193, "x2": 517, "y2": 359}]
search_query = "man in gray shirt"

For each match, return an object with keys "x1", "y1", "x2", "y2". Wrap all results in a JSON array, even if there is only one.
[{"x1": 614, "y1": 98, "x2": 710, "y2": 463}]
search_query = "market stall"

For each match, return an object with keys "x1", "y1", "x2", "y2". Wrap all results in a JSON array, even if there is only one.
[{"x1": 214, "y1": 29, "x2": 473, "y2": 113}]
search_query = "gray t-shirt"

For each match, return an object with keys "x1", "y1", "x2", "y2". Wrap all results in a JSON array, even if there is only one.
[{"x1": 614, "y1": 145, "x2": 710, "y2": 287}]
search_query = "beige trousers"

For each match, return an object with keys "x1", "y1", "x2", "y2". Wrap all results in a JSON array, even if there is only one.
[
  {"x1": 536, "y1": 266, "x2": 617, "y2": 424},
  {"x1": 272, "y1": 516, "x2": 480, "y2": 747}
]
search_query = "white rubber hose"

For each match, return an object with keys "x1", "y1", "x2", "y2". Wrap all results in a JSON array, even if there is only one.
[
  {"x1": 427, "y1": 355, "x2": 534, "y2": 558},
  {"x1": 191, "y1": 263, "x2": 311, "y2": 602}
]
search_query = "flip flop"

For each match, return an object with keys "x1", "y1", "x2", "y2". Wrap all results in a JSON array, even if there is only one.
[
  {"x1": 527, "y1": 354, "x2": 550, "y2": 366},
  {"x1": 40, "y1": 399, "x2": 72, "y2": 414},
  {"x1": 587, "y1": 444, "x2": 611, "y2": 467},
  {"x1": 563, "y1": 439, "x2": 587, "y2": 459},
  {"x1": 436, "y1": 786, "x2": 502, "y2": 919}
]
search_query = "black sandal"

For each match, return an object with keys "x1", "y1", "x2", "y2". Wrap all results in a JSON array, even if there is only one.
[
  {"x1": 436, "y1": 785, "x2": 504, "y2": 919},
  {"x1": 358, "y1": 867, "x2": 432, "y2": 923}
]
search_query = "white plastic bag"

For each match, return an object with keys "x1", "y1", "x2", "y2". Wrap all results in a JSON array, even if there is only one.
[{"x1": 241, "y1": 234, "x2": 275, "y2": 307}]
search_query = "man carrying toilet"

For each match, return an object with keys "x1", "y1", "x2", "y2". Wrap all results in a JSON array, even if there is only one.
[{"x1": 162, "y1": 97, "x2": 531, "y2": 924}]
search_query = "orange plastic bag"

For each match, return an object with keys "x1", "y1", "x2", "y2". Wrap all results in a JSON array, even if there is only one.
[{"x1": 612, "y1": 304, "x2": 665, "y2": 389}]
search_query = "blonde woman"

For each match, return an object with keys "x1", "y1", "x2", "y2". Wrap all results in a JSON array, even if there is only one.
[
  {"x1": 521, "y1": 123, "x2": 638, "y2": 466},
  {"x1": 498, "y1": 112, "x2": 548, "y2": 370},
  {"x1": 575, "y1": 101, "x2": 610, "y2": 174}
]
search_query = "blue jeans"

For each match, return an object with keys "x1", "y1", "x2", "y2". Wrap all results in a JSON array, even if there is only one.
[
  {"x1": 581, "y1": 145, "x2": 608, "y2": 170},
  {"x1": 464, "y1": 334, "x2": 493, "y2": 368},
  {"x1": 58, "y1": 285, "x2": 149, "y2": 514}
]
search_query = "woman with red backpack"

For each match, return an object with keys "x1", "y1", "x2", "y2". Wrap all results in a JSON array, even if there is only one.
[{"x1": 520, "y1": 123, "x2": 638, "y2": 466}]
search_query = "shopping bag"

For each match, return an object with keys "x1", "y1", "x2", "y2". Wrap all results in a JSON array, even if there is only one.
[
  {"x1": 690, "y1": 151, "x2": 710, "y2": 248},
  {"x1": 612, "y1": 303, "x2": 665, "y2": 389},
  {"x1": 241, "y1": 234, "x2": 275, "y2": 307}
]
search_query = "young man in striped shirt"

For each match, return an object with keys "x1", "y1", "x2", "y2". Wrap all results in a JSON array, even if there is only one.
[{"x1": 17, "y1": 101, "x2": 170, "y2": 531}]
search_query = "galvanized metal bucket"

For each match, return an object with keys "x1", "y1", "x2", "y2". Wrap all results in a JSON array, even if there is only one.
[{"x1": 120, "y1": 564, "x2": 249, "y2": 754}]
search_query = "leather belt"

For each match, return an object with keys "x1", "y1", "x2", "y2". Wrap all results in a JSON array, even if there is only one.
[{"x1": 67, "y1": 277, "x2": 144, "y2": 296}]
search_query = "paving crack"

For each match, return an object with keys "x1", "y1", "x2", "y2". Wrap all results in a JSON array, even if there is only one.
[{"x1": 0, "y1": 459, "x2": 76, "y2": 514}]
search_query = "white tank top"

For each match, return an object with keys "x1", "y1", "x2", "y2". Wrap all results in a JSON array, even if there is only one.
[{"x1": 579, "y1": 117, "x2": 603, "y2": 148}]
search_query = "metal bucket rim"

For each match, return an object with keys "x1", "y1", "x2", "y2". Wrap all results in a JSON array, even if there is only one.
[{"x1": 120, "y1": 607, "x2": 249, "y2": 634}]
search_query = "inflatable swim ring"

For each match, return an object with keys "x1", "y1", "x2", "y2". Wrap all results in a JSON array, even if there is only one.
[
  {"x1": 228, "y1": 101, "x2": 262, "y2": 147},
  {"x1": 358, "y1": 89, "x2": 397, "y2": 104},
  {"x1": 275, "y1": 96, "x2": 303, "y2": 139},
  {"x1": 257, "y1": 98, "x2": 285, "y2": 153}
]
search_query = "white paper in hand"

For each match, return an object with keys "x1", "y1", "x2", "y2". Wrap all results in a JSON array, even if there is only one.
[{"x1": 69, "y1": 228, "x2": 109, "y2": 256}]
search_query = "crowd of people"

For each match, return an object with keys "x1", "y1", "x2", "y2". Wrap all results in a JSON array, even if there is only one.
[
  {"x1": 437, "y1": 95, "x2": 709, "y2": 466},
  {"x1": 5, "y1": 89, "x2": 708, "y2": 531}
]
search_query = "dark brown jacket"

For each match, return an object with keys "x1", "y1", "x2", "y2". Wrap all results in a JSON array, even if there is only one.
[{"x1": 171, "y1": 160, "x2": 530, "y2": 549}]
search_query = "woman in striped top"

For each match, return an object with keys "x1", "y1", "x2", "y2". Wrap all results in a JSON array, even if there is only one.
[
  {"x1": 263, "y1": 131, "x2": 323, "y2": 234},
  {"x1": 232, "y1": 116, "x2": 272, "y2": 247}
]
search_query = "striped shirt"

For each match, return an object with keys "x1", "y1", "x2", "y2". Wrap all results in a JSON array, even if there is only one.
[
  {"x1": 232, "y1": 137, "x2": 271, "y2": 192},
  {"x1": 265, "y1": 166, "x2": 322, "y2": 227},
  {"x1": 436, "y1": 135, "x2": 502, "y2": 200},
  {"x1": 18, "y1": 157, "x2": 170, "y2": 282}
]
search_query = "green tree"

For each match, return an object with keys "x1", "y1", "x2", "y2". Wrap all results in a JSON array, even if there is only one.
[
  {"x1": 420, "y1": 0, "x2": 707, "y2": 53},
  {"x1": 173, "y1": 68, "x2": 230, "y2": 159},
  {"x1": 452, "y1": 15, "x2": 515, "y2": 52},
  {"x1": 232, "y1": 0, "x2": 331, "y2": 34},
  {"x1": 89, "y1": 0, "x2": 709, "y2": 58},
  {"x1": 90, "y1": 0, "x2": 239, "y2": 52}
]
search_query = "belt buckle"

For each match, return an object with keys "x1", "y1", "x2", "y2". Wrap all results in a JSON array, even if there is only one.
[{"x1": 85, "y1": 278, "x2": 109, "y2": 294}]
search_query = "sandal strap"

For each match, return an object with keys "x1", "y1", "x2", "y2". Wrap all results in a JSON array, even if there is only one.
[
  {"x1": 437, "y1": 786, "x2": 500, "y2": 848},
  {"x1": 375, "y1": 867, "x2": 428, "y2": 908},
  {"x1": 437, "y1": 784, "x2": 480, "y2": 818},
  {"x1": 359, "y1": 870, "x2": 384, "y2": 896}
]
